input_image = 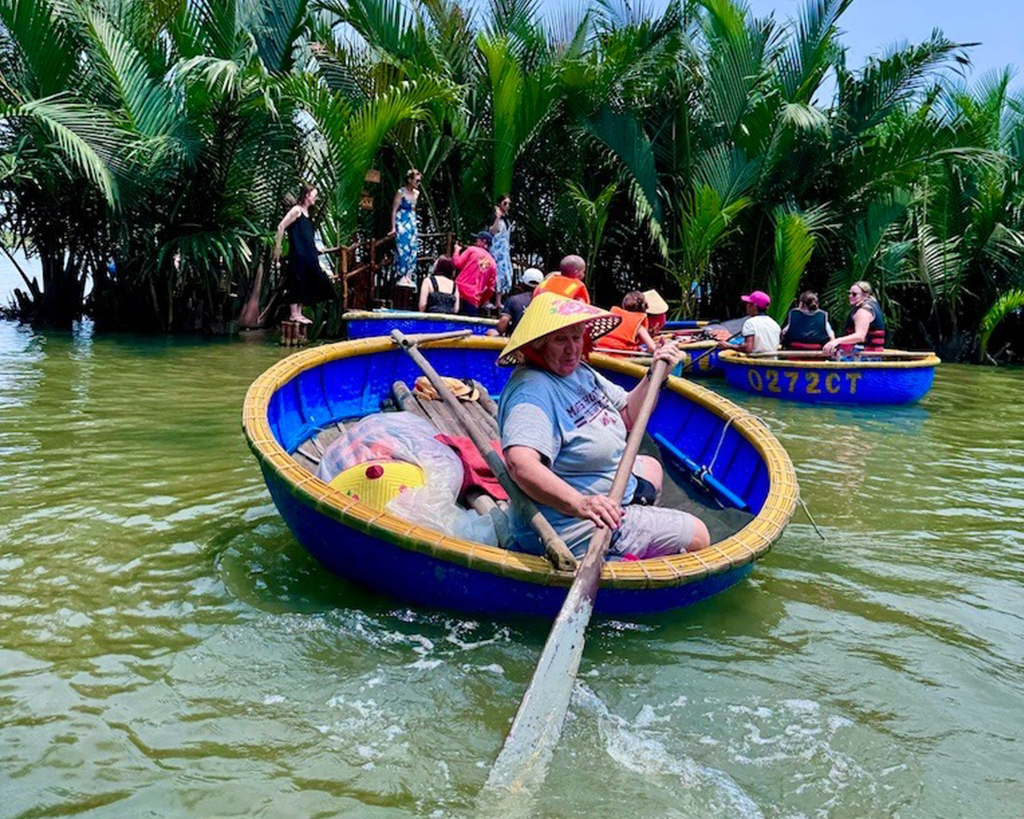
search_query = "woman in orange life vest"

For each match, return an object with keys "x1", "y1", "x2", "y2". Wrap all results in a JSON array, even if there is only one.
[
  {"x1": 599, "y1": 291, "x2": 658, "y2": 353},
  {"x1": 822, "y1": 280, "x2": 887, "y2": 355},
  {"x1": 534, "y1": 254, "x2": 590, "y2": 303}
]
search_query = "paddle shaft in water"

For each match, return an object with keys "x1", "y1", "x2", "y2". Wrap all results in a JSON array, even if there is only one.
[
  {"x1": 390, "y1": 329, "x2": 578, "y2": 572},
  {"x1": 484, "y1": 357, "x2": 671, "y2": 796}
]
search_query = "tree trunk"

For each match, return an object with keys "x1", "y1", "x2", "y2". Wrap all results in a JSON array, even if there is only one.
[{"x1": 238, "y1": 260, "x2": 265, "y2": 328}]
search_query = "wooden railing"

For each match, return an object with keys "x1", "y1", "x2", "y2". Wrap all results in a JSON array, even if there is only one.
[{"x1": 328, "y1": 231, "x2": 456, "y2": 311}]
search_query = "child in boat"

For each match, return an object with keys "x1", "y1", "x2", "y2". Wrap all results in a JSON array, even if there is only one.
[
  {"x1": 533, "y1": 254, "x2": 591, "y2": 303},
  {"x1": 600, "y1": 291, "x2": 658, "y2": 354}
]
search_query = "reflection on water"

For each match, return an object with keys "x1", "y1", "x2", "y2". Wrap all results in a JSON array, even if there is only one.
[{"x1": 0, "y1": 319, "x2": 1022, "y2": 818}]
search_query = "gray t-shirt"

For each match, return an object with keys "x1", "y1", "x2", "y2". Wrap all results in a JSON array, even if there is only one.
[{"x1": 498, "y1": 363, "x2": 637, "y2": 556}]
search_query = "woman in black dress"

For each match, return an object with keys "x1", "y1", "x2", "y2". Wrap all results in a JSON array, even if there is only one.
[{"x1": 273, "y1": 185, "x2": 335, "y2": 324}]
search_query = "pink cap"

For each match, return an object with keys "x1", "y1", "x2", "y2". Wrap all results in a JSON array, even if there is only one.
[{"x1": 741, "y1": 290, "x2": 771, "y2": 308}]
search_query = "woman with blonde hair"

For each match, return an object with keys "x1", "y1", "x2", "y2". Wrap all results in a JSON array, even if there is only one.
[{"x1": 823, "y1": 281, "x2": 886, "y2": 354}]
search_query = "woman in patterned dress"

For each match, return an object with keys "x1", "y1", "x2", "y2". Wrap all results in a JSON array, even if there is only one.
[
  {"x1": 489, "y1": 194, "x2": 513, "y2": 299},
  {"x1": 389, "y1": 169, "x2": 421, "y2": 288}
]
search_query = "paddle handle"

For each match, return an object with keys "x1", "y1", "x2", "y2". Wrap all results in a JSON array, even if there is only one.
[{"x1": 391, "y1": 330, "x2": 578, "y2": 572}]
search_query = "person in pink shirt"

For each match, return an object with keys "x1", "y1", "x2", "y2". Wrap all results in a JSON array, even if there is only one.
[{"x1": 454, "y1": 232, "x2": 501, "y2": 316}]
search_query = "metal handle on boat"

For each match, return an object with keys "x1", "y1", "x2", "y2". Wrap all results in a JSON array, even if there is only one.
[{"x1": 390, "y1": 329, "x2": 578, "y2": 573}]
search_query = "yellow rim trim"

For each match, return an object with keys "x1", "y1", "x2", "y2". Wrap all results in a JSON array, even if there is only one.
[
  {"x1": 242, "y1": 337, "x2": 799, "y2": 590},
  {"x1": 343, "y1": 310, "x2": 498, "y2": 327},
  {"x1": 719, "y1": 350, "x2": 941, "y2": 369}
]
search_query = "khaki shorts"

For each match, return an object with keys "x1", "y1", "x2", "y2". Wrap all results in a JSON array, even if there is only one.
[{"x1": 608, "y1": 505, "x2": 699, "y2": 558}]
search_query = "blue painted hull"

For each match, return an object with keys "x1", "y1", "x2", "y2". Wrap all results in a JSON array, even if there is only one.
[
  {"x1": 720, "y1": 357, "x2": 937, "y2": 404},
  {"x1": 682, "y1": 346, "x2": 722, "y2": 377},
  {"x1": 245, "y1": 340, "x2": 798, "y2": 616},
  {"x1": 345, "y1": 311, "x2": 495, "y2": 340},
  {"x1": 264, "y1": 463, "x2": 752, "y2": 616}
]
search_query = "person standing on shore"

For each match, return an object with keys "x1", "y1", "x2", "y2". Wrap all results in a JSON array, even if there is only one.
[
  {"x1": 390, "y1": 169, "x2": 421, "y2": 288},
  {"x1": 273, "y1": 184, "x2": 335, "y2": 324},
  {"x1": 489, "y1": 194, "x2": 514, "y2": 299}
]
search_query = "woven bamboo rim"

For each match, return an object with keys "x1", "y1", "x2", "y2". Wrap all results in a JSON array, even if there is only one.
[
  {"x1": 343, "y1": 310, "x2": 498, "y2": 327},
  {"x1": 242, "y1": 337, "x2": 799, "y2": 590},
  {"x1": 720, "y1": 349, "x2": 941, "y2": 370}
]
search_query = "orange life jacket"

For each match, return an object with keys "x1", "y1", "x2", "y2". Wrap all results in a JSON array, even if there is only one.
[
  {"x1": 534, "y1": 274, "x2": 590, "y2": 304},
  {"x1": 600, "y1": 307, "x2": 649, "y2": 352}
]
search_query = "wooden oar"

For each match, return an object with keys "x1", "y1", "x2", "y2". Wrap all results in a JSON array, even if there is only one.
[
  {"x1": 390, "y1": 329, "x2": 577, "y2": 572},
  {"x1": 483, "y1": 357, "x2": 671, "y2": 797}
]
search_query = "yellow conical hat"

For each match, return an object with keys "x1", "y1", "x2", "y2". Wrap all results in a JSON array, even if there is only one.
[
  {"x1": 329, "y1": 460, "x2": 425, "y2": 512},
  {"x1": 642, "y1": 289, "x2": 669, "y2": 315},
  {"x1": 497, "y1": 291, "x2": 621, "y2": 366}
]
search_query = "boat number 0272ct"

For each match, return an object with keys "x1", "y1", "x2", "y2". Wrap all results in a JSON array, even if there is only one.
[{"x1": 747, "y1": 368, "x2": 863, "y2": 395}]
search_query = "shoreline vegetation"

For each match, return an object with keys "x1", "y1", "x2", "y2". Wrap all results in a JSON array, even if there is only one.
[{"x1": 0, "y1": 0, "x2": 1022, "y2": 362}]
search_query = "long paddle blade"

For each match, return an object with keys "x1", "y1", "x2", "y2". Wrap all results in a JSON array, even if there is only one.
[{"x1": 483, "y1": 358, "x2": 670, "y2": 797}]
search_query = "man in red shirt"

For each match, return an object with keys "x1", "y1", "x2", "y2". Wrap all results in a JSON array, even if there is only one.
[{"x1": 454, "y1": 232, "x2": 500, "y2": 316}]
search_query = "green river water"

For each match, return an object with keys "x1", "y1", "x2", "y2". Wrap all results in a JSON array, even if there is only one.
[{"x1": 1, "y1": 319, "x2": 1021, "y2": 819}]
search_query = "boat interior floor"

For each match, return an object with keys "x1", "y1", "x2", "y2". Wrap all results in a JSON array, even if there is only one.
[{"x1": 288, "y1": 378, "x2": 755, "y2": 544}]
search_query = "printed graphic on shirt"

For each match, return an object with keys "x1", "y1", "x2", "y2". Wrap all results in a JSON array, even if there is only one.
[{"x1": 564, "y1": 383, "x2": 618, "y2": 429}]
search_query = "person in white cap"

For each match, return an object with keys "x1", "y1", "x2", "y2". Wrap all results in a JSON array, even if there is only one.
[
  {"x1": 497, "y1": 292, "x2": 710, "y2": 560},
  {"x1": 490, "y1": 267, "x2": 544, "y2": 336}
]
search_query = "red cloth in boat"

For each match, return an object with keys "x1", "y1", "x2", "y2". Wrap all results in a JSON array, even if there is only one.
[{"x1": 434, "y1": 434, "x2": 509, "y2": 502}]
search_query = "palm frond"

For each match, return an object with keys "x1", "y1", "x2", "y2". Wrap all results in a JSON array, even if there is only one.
[
  {"x1": 768, "y1": 206, "x2": 816, "y2": 322},
  {"x1": 13, "y1": 95, "x2": 121, "y2": 204},
  {"x1": 977, "y1": 288, "x2": 1024, "y2": 357}
]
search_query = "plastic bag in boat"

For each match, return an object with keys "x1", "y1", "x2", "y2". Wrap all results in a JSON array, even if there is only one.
[{"x1": 316, "y1": 412, "x2": 498, "y2": 546}]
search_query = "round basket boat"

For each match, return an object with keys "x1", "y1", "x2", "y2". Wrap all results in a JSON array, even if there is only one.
[
  {"x1": 718, "y1": 349, "x2": 941, "y2": 404},
  {"x1": 344, "y1": 309, "x2": 497, "y2": 340},
  {"x1": 242, "y1": 337, "x2": 799, "y2": 616}
]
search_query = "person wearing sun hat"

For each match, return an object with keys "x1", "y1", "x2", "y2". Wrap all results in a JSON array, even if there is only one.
[
  {"x1": 497, "y1": 291, "x2": 710, "y2": 560},
  {"x1": 642, "y1": 288, "x2": 669, "y2": 334},
  {"x1": 719, "y1": 289, "x2": 781, "y2": 354}
]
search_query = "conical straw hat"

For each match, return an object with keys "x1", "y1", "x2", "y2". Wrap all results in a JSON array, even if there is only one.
[
  {"x1": 642, "y1": 289, "x2": 669, "y2": 315},
  {"x1": 497, "y1": 291, "x2": 621, "y2": 366}
]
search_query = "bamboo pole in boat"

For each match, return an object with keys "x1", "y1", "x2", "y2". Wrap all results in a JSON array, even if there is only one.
[
  {"x1": 391, "y1": 330, "x2": 578, "y2": 573},
  {"x1": 483, "y1": 358, "x2": 671, "y2": 798}
]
